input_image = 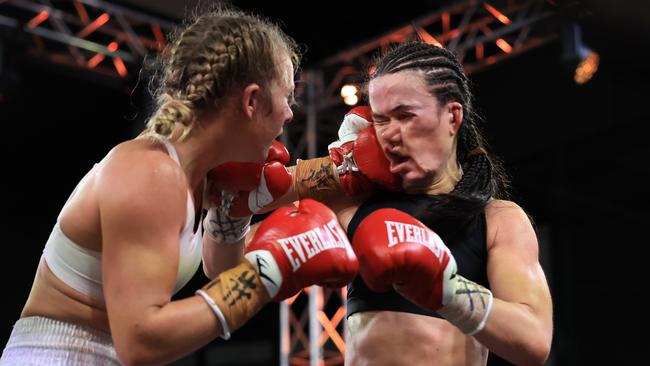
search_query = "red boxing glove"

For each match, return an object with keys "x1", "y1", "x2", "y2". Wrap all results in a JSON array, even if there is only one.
[
  {"x1": 328, "y1": 106, "x2": 401, "y2": 196},
  {"x1": 208, "y1": 140, "x2": 292, "y2": 217},
  {"x1": 244, "y1": 199, "x2": 358, "y2": 301},
  {"x1": 265, "y1": 140, "x2": 290, "y2": 164},
  {"x1": 352, "y1": 208, "x2": 457, "y2": 310}
]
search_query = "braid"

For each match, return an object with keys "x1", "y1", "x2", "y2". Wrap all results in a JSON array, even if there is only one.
[
  {"x1": 371, "y1": 41, "x2": 510, "y2": 232},
  {"x1": 144, "y1": 5, "x2": 300, "y2": 140},
  {"x1": 144, "y1": 94, "x2": 193, "y2": 139}
]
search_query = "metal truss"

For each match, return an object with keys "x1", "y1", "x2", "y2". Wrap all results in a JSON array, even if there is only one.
[
  {"x1": 279, "y1": 67, "x2": 347, "y2": 366},
  {"x1": 280, "y1": 287, "x2": 348, "y2": 366},
  {"x1": 0, "y1": 0, "x2": 175, "y2": 79},
  {"x1": 317, "y1": 0, "x2": 560, "y2": 110}
]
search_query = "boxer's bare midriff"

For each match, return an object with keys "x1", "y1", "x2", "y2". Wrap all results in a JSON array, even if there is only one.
[
  {"x1": 346, "y1": 311, "x2": 488, "y2": 366},
  {"x1": 21, "y1": 260, "x2": 111, "y2": 333}
]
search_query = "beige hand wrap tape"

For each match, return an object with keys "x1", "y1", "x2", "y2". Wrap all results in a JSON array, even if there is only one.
[
  {"x1": 196, "y1": 260, "x2": 270, "y2": 339},
  {"x1": 293, "y1": 157, "x2": 341, "y2": 201}
]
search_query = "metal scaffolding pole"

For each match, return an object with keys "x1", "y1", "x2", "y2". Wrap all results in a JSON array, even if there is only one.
[
  {"x1": 318, "y1": 0, "x2": 560, "y2": 109},
  {"x1": 304, "y1": 69, "x2": 322, "y2": 366},
  {"x1": 0, "y1": 0, "x2": 175, "y2": 79},
  {"x1": 279, "y1": 66, "x2": 349, "y2": 366}
]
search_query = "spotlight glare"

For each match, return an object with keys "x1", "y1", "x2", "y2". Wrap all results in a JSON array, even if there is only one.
[
  {"x1": 340, "y1": 84, "x2": 358, "y2": 98},
  {"x1": 574, "y1": 51, "x2": 599, "y2": 85},
  {"x1": 343, "y1": 94, "x2": 359, "y2": 106}
]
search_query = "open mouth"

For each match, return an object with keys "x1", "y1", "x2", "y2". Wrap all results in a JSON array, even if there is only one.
[{"x1": 386, "y1": 152, "x2": 409, "y2": 172}]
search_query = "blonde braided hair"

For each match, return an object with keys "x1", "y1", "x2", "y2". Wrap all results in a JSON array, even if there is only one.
[{"x1": 145, "y1": 5, "x2": 300, "y2": 140}]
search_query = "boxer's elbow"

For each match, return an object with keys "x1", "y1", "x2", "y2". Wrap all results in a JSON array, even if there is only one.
[
  {"x1": 528, "y1": 333, "x2": 552, "y2": 366},
  {"x1": 513, "y1": 333, "x2": 552, "y2": 366},
  {"x1": 113, "y1": 317, "x2": 175, "y2": 366},
  {"x1": 115, "y1": 342, "x2": 162, "y2": 366}
]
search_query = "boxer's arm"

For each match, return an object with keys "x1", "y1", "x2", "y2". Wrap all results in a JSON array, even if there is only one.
[
  {"x1": 201, "y1": 209, "x2": 250, "y2": 278},
  {"x1": 240, "y1": 163, "x2": 369, "y2": 216},
  {"x1": 99, "y1": 152, "x2": 225, "y2": 365},
  {"x1": 201, "y1": 219, "x2": 267, "y2": 279},
  {"x1": 473, "y1": 200, "x2": 553, "y2": 365},
  {"x1": 201, "y1": 233, "x2": 245, "y2": 279},
  {"x1": 227, "y1": 107, "x2": 396, "y2": 216}
]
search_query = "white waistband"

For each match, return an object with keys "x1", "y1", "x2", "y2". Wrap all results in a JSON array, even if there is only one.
[{"x1": 0, "y1": 316, "x2": 120, "y2": 365}]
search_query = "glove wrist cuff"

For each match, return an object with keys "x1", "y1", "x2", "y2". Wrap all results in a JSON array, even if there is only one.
[{"x1": 437, "y1": 275, "x2": 493, "y2": 336}]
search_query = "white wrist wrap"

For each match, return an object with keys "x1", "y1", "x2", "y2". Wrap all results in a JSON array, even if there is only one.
[
  {"x1": 437, "y1": 275, "x2": 494, "y2": 336},
  {"x1": 203, "y1": 208, "x2": 251, "y2": 244}
]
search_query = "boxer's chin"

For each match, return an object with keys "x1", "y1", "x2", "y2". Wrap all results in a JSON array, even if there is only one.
[{"x1": 402, "y1": 172, "x2": 433, "y2": 193}]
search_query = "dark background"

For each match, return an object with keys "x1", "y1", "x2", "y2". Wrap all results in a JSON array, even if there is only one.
[{"x1": 2, "y1": 0, "x2": 649, "y2": 365}]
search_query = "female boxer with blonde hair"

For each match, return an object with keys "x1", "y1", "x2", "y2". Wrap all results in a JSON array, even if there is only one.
[{"x1": 0, "y1": 5, "x2": 360, "y2": 366}]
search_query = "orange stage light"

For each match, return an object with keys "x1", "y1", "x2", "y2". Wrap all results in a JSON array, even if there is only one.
[
  {"x1": 107, "y1": 41, "x2": 119, "y2": 52},
  {"x1": 475, "y1": 43, "x2": 484, "y2": 60},
  {"x1": 417, "y1": 28, "x2": 442, "y2": 48},
  {"x1": 484, "y1": 3, "x2": 511, "y2": 25},
  {"x1": 87, "y1": 54, "x2": 105, "y2": 68},
  {"x1": 27, "y1": 11, "x2": 49, "y2": 29},
  {"x1": 113, "y1": 57, "x2": 127, "y2": 77},
  {"x1": 496, "y1": 38, "x2": 512, "y2": 53},
  {"x1": 77, "y1": 13, "x2": 110, "y2": 38},
  {"x1": 73, "y1": 0, "x2": 90, "y2": 24}
]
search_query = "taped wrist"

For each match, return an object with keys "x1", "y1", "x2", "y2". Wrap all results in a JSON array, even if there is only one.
[
  {"x1": 437, "y1": 275, "x2": 494, "y2": 336},
  {"x1": 203, "y1": 208, "x2": 251, "y2": 244},
  {"x1": 195, "y1": 260, "x2": 270, "y2": 340},
  {"x1": 293, "y1": 157, "x2": 340, "y2": 201}
]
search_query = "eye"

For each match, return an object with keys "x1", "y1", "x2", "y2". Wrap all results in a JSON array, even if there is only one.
[
  {"x1": 286, "y1": 90, "x2": 297, "y2": 107},
  {"x1": 372, "y1": 115, "x2": 389, "y2": 125},
  {"x1": 397, "y1": 112, "x2": 415, "y2": 121},
  {"x1": 373, "y1": 119, "x2": 390, "y2": 128}
]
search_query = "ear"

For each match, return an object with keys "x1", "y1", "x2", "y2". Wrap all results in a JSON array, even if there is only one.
[
  {"x1": 447, "y1": 101, "x2": 463, "y2": 136},
  {"x1": 241, "y1": 83, "x2": 261, "y2": 119}
]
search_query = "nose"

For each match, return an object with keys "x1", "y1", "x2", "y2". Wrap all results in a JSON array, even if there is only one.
[
  {"x1": 380, "y1": 120, "x2": 401, "y2": 150},
  {"x1": 284, "y1": 106, "x2": 294, "y2": 125}
]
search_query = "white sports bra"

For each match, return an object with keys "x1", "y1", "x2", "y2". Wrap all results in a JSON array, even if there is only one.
[{"x1": 42, "y1": 139, "x2": 203, "y2": 304}]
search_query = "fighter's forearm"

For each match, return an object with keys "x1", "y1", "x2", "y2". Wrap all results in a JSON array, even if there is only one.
[{"x1": 251, "y1": 158, "x2": 342, "y2": 214}]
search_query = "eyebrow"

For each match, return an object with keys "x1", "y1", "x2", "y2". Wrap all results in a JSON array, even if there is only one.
[{"x1": 372, "y1": 104, "x2": 413, "y2": 119}]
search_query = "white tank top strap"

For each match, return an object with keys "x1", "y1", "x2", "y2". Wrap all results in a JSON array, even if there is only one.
[
  {"x1": 152, "y1": 137, "x2": 203, "y2": 293},
  {"x1": 158, "y1": 138, "x2": 181, "y2": 165}
]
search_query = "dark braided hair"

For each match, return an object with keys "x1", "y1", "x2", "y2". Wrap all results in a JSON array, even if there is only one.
[{"x1": 370, "y1": 41, "x2": 510, "y2": 234}]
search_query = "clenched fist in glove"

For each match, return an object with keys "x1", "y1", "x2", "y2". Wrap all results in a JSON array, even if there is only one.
[
  {"x1": 293, "y1": 106, "x2": 402, "y2": 200},
  {"x1": 328, "y1": 106, "x2": 402, "y2": 196},
  {"x1": 203, "y1": 140, "x2": 292, "y2": 243},
  {"x1": 352, "y1": 208, "x2": 493, "y2": 335},
  {"x1": 208, "y1": 140, "x2": 292, "y2": 216},
  {"x1": 244, "y1": 198, "x2": 359, "y2": 301},
  {"x1": 196, "y1": 199, "x2": 358, "y2": 339}
]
